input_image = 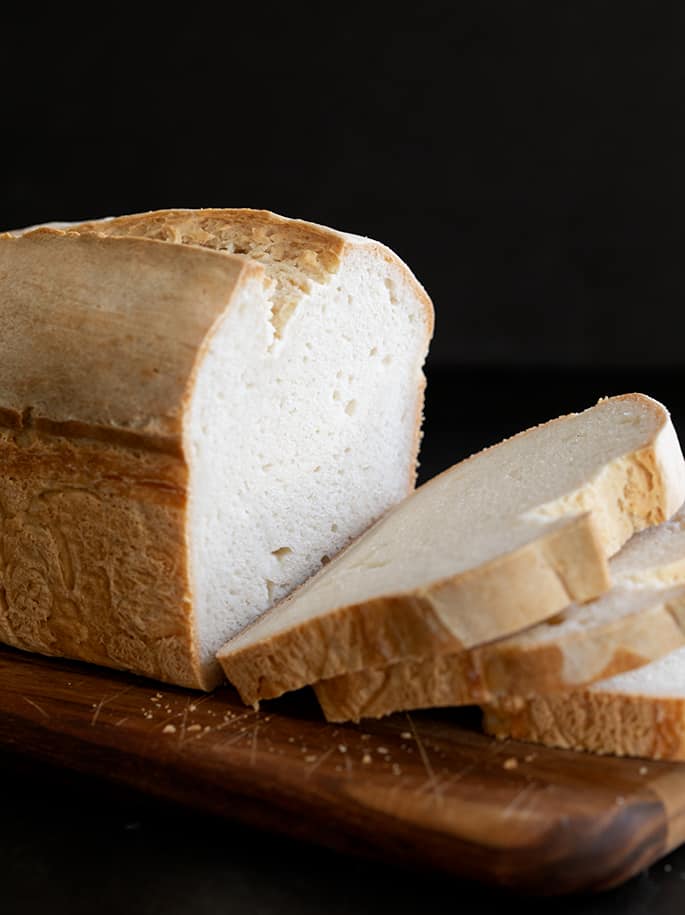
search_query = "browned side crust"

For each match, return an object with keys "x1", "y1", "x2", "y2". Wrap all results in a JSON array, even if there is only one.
[
  {"x1": 0, "y1": 427, "x2": 206, "y2": 687},
  {"x1": 315, "y1": 588, "x2": 685, "y2": 721},
  {"x1": 483, "y1": 690, "x2": 685, "y2": 761},
  {"x1": 220, "y1": 512, "x2": 609, "y2": 705}
]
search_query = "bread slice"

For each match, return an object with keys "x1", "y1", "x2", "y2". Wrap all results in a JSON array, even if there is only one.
[
  {"x1": 218, "y1": 394, "x2": 685, "y2": 706},
  {"x1": 0, "y1": 209, "x2": 432, "y2": 688},
  {"x1": 316, "y1": 504, "x2": 685, "y2": 721},
  {"x1": 483, "y1": 642, "x2": 685, "y2": 760}
]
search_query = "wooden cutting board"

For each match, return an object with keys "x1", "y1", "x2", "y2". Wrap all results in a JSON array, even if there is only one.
[{"x1": 2, "y1": 645, "x2": 685, "y2": 895}]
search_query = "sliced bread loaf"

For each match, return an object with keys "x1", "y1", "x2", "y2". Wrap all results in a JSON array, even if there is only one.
[
  {"x1": 316, "y1": 505, "x2": 685, "y2": 720},
  {"x1": 483, "y1": 643, "x2": 685, "y2": 760},
  {"x1": 0, "y1": 209, "x2": 432, "y2": 688},
  {"x1": 219, "y1": 394, "x2": 685, "y2": 706}
]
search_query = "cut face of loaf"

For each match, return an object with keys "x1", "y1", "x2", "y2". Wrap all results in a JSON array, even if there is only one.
[
  {"x1": 316, "y1": 504, "x2": 685, "y2": 721},
  {"x1": 218, "y1": 394, "x2": 685, "y2": 706},
  {"x1": 483, "y1": 645, "x2": 685, "y2": 760},
  {"x1": 0, "y1": 209, "x2": 433, "y2": 688}
]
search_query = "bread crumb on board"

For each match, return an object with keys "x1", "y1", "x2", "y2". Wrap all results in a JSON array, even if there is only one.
[
  {"x1": 503, "y1": 757, "x2": 518, "y2": 770},
  {"x1": 162, "y1": 724, "x2": 177, "y2": 734}
]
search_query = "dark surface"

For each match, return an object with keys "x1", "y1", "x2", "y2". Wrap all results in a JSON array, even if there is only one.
[
  {"x1": 3, "y1": 369, "x2": 685, "y2": 913},
  {"x1": 3, "y1": 7, "x2": 685, "y2": 367}
]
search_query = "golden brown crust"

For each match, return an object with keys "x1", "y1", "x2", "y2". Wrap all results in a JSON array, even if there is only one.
[
  {"x1": 0, "y1": 229, "x2": 255, "y2": 438},
  {"x1": 0, "y1": 428, "x2": 208, "y2": 688},
  {"x1": 483, "y1": 691, "x2": 685, "y2": 761},
  {"x1": 221, "y1": 512, "x2": 609, "y2": 705},
  {"x1": 316, "y1": 585, "x2": 685, "y2": 723},
  {"x1": 72, "y1": 208, "x2": 347, "y2": 278}
]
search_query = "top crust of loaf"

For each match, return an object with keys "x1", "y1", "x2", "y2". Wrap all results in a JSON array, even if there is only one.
[
  {"x1": 0, "y1": 228, "x2": 258, "y2": 447},
  {"x1": 69, "y1": 208, "x2": 435, "y2": 341}
]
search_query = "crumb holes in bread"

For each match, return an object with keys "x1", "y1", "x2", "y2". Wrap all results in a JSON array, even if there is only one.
[{"x1": 271, "y1": 547, "x2": 292, "y2": 563}]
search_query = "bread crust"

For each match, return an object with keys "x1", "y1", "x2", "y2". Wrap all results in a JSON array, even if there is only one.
[
  {"x1": 219, "y1": 396, "x2": 685, "y2": 708},
  {"x1": 483, "y1": 689, "x2": 685, "y2": 761},
  {"x1": 0, "y1": 210, "x2": 433, "y2": 689},
  {"x1": 315, "y1": 586, "x2": 685, "y2": 721}
]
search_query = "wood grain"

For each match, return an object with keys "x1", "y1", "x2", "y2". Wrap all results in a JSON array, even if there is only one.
[{"x1": 1, "y1": 645, "x2": 685, "y2": 894}]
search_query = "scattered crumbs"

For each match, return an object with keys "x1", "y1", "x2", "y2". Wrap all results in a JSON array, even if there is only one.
[
  {"x1": 392, "y1": 763, "x2": 402, "y2": 776},
  {"x1": 187, "y1": 724, "x2": 202, "y2": 733},
  {"x1": 287, "y1": 737, "x2": 295, "y2": 743},
  {"x1": 361, "y1": 734, "x2": 371, "y2": 741},
  {"x1": 189, "y1": 703, "x2": 197, "y2": 712},
  {"x1": 156, "y1": 692, "x2": 163, "y2": 698},
  {"x1": 524, "y1": 754, "x2": 536, "y2": 763},
  {"x1": 616, "y1": 796, "x2": 625, "y2": 806},
  {"x1": 362, "y1": 753, "x2": 372, "y2": 765},
  {"x1": 664, "y1": 863, "x2": 673, "y2": 873},
  {"x1": 264, "y1": 716, "x2": 271, "y2": 722},
  {"x1": 503, "y1": 757, "x2": 518, "y2": 770},
  {"x1": 331, "y1": 729, "x2": 339, "y2": 737},
  {"x1": 377, "y1": 747, "x2": 389, "y2": 755},
  {"x1": 162, "y1": 724, "x2": 177, "y2": 735},
  {"x1": 67, "y1": 681, "x2": 72, "y2": 687},
  {"x1": 338, "y1": 744, "x2": 348, "y2": 754},
  {"x1": 401, "y1": 731, "x2": 412, "y2": 740},
  {"x1": 143, "y1": 711, "x2": 153, "y2": 720},
  {"x1": 92, "y1": 703, "x2": 97, "y2": 708},
  {"x1": 639, "y1": 766, "x2": 649, "y2": 776},
  {"x1": 304, "y1": 754, "x2": 317, "y2": 763}
]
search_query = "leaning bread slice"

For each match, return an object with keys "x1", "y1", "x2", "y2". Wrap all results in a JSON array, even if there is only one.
[
  {"x1": 483, "y1": 642, "x2": 685, "y2": 760},
  {"x1": 0, "y1": 209, "x2": 432, "y2": 688},
  {"x1": 219, "y1": 394, "x2": 685, "y2": 706},
  {"x1": 316, "y1": 505, "x2": 685, "y2": 720}
]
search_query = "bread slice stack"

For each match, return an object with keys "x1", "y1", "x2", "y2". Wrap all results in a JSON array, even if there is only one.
[{"x1": 219, "y1": 394, "x2": 685, "y2": 741}]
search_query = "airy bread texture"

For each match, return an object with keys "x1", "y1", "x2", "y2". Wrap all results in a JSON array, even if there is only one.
[
  {"x1": 316, "y1": 504, "x2": 685, "y2": 721},
  {"x1": 483, "y1": 644, "x2": 685, "y2": 760},
  {"x1": 219, "y1": 394, "x2": 685, "y2": 707},
  {"x1": 0, "y1": 209, "x2": 433, "y2": 688}
]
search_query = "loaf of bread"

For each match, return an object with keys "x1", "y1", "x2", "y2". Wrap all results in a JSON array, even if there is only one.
[
  {"x1": 316, "y1": 505, "x2": 685, "y2": 720},
  {"x1": 0, "y1": 209, "x2": 433, "y2": 688},
  {"x1": 219, "y1": 394, "x2": 685, "y2": 707}
]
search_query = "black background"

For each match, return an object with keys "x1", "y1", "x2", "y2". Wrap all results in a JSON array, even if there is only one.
[
  {"x1": 4, "y1": 5, "x2": 685, "y2": 368},
  {"x1": 4, "y1": 6, "x2": 685, "y2": 913}
]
